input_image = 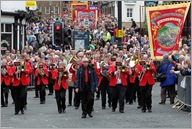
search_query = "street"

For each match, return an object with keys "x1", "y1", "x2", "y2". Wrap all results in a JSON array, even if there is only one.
[{"x1": 1, "y1": 82, "x2": 191, "y2": 128}]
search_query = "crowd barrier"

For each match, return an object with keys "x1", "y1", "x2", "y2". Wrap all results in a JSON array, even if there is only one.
[{"x1": 173, "y1": 74, "x2": 191, "y2": 115}]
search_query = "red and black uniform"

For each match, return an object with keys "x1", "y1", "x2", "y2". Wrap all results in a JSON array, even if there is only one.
[
  {"x1": 52, "y1": 69, "x2": 69, "y2": 113},
  {"x1": 69, "y1": 63, "x2": 80, "y2": 108},
  {"x1": 34, "y1": 65, "x2": 48, "y2": 104},
  {"x1": 108, "y1": 63, "x2": 129, "y2": 113},
  {"x1": 48, "y1": 61, "x2": 56, "y2": 95},
  {"x1": 97, "y1": 62, "x2": 111, "y2": 109},
  {"x1": 12, "y1": 61, "x2": 31, "y2": 115},
  {"x1": 1, "y1": 65, "x2": 12, "y2": 107},
  {"x1": 133, "y1": 63, "x2": 142, "y2": 108},
  {"x1": 137, "y1": 61, "x2": 156, "y2": 112}
]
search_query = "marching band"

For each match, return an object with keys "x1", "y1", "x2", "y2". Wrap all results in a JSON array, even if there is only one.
[{"x1": 1, "y1": 48, "x2": 156, "y2": 117}]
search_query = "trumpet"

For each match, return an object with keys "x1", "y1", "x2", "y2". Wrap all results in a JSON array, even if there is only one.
[
  {"x1": 58, "y1": 68, "x2": 68, "y2": 86},
  {"x1": 38, "y1": 65, "x2": 45, "y2": 77},
  {"x1": 139, "y1": 61, "x2": 151, "y2": 81},
  {"x1": 1, "y1": 65, "x2": 7, "y2": 77}
]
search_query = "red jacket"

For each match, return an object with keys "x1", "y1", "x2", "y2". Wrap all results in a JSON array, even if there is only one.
[
  {"x1": 108, "y1": 64, "x2": 129, "y2": 87},
  {"x1": 1, "y1": 66, "x2": 12, "y2": 86},
  {"x1": 137, "y1": 62, "x2": 156, "y2": 86},
  {"x1": 35, "y1": 67, "x2": 49, "y2": 85},
  {"x1": 52, "y1": 69, "x2": 69, "y2": 90},
  {"x1": 69, "y1": 64, "x2": 76, "y2": 83},
  {"x1": 12, "y1": 62, "x2": 31, "y2": 86}
]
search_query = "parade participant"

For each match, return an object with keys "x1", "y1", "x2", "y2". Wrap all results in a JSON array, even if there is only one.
[
  {"x1": 108, "y1": 57, "x2": 130, "y2": 113},
  {"x1": 98, "y1": 55, "x2": 111, "y2": 109},
  {"x1": 137, "y1": 54, "x2": 156, "y2": 113},
  {"x1": 75, "y1": 57, "x2": 98, "y2": 118},
  {"x1": 35, "y1": 61, "x2": 49, "y2": 104},
  {"x1": 69, "y1": 52, "x2": 83, "y2": 109},
  {"x1": 1, "y1": 59, "x2": 11, "y2": 107},
  {"x1": 52, "y1": 62, "x2": 69, "y2": 113},
  {"x1": 33, "y1": 56, "x2": 41, "y2": 98},
  {"x1": 12, "y1": 54, "x2": 31, "y2": 115}
]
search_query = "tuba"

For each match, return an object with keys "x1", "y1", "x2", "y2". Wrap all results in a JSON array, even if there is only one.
[{"x1": 69, "y1": 54, "x2": 79, "y2": 72}]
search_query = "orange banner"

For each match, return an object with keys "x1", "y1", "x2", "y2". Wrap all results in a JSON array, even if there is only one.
[{"x1": 146, "y1": 2, "x2": 190, "y2": 60}]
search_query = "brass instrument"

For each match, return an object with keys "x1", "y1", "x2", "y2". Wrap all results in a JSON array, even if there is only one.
[
  {"x1": 69, "y1": 55, "x2": 79, "y2": 71},
  {"x1": 1, "y1": 65, "x2": 7, "y2": 77},
  {"x1": 20, "y1": 61, "x2": 26, "y2": 72},
  {"x1": 129, "y1": 55, "x2": 139, "y2": 68},
  {"x1": 58, "y1": 68, "x2": 68, "y2": 86},
  {"x1": 38, "y1": 64, "x2": 45, "y2": 77},
  {"x1": 100, "y1": 61, "x2": 109, "y2": 78},
  {"x1": 139, "y1": 61, "x2": 151, "y2": 81},
  {"x1": 14, "y1": 60, "x2": 23, "y2": 80}
]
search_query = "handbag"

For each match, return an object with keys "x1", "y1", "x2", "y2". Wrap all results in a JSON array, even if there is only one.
[{"x1": 157, "y1": 63, "x2": 169, "y2": 82}]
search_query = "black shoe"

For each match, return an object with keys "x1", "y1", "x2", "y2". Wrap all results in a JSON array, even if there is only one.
[
  {"x1": 58, "y1": 109, "x2": 62, "y2": 114},
  {"x1": 24, "y1": 105, "x2": 27, "y2": 110},
  {"x1": 119, "y1": 110, "x2": 124, "y2": 113},
  {"x1": 12, "y1": 102, "x2": 15, "y2": 104},
  {"x1": 92, "y1": 108, "x2": 94, "y2": 111},
  {"x1": 112, "y1": 109, "x2": 115, "y2": 112},
  {"x1": 68, "y1": 104, "x2": 72, "y2": 106},
  {"x1": 170, "y1": 102, "x2": 174, "y2": 104},
  {"x1": 108, "y1": 104, "x2": 111, "y2": 108},
  {"x1": 137, "y1": 105, "x2": 142, "y2": 109},
  {"x1": 129, "y1": 102, "x2": 133, "y2": 105},
  {"x1": 34, "y1": 96, "x2": 39, "y2": 98},
  {"x1": 159, "y1": 102, "x2": 165, "y2": 104},
  {"x1": 63, "y1": 110, "x2": 66, "y2": 113},
  {"x1": 1, "y1": 105, "x2": 5, "y2": 107},
  {"x1": 142, "y1": 109, "x2": 146, "y2": 113},
  {"x1": 21, "y1": 110, "x2": 24, "y2": 114},
  {"x1": 148, "y1": 109, "x2": 152, "y2": 113},
  {"x1": 88, "y1": 113, "x2": 93, "y2": 117},
  {"x1": 75, "y1": 107, "x2": 79, "y2": 109},
  {"x1": 81, "y1": 114, "x2": 86, "y2": 118},
  {"x1": 14, "y1": 112, "x2": 18, "y2": 115},
  {"x1": 48, "y1": 93, "x2": 53, "y2": 95},
  {"x1": 102, "y1": 107, "x2": 105, "y2": 109},
  {"x1": 40, "y1": 101, "x2": 43, "y2": 104}
]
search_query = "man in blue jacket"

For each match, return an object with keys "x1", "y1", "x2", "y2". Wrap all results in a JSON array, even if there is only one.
[
  {"x1": 157, "y1": 54, "x2": 177, "y2": 105},
  {"x1": 75, "y1": 57, "x2": 98, "y2": 118}
]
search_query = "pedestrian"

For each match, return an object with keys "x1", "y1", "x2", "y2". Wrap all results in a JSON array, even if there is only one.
[{"x1": 75, "y1": 57, "x2": 98, "y2": 118}]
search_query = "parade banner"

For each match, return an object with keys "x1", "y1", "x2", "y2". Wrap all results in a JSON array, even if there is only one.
[
  {"x1": 75, "y1": 9, "x2": 98, "y2": 29},
  {"x1": 71, "y1": 2, "x2": 88, "y2": 21},
  {"x1": 146, "y1": 2, "x2": 190, "y2": 60}
]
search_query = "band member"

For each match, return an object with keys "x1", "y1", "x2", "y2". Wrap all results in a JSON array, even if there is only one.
[
  {"x1": 52, "y1": 62, "x2": 69, "y2": 113},
  {"x1": 12, "y1": 54, "x2": 31, "y2": 115},
  {"x1": 33, "y1": 56, "x2": 40, "y2": 98},
  {"x1": 35, "y1": 61, "x2": 49, "y2": 104},
  {"x1": 75, "y1": 57, "x2": 98, "y2": 118},
  {"x1": 137, "y1": 54, "x2": 156, "y2": 113},
  {"x1": 47, "y1": 53, "x2": 56, "y2": 95},
  {"x1": 98, "y1": 55, "x2": 111, "y2": 109},
  {"x1": 108, "y1": 57, "x2": 130, "y2": 113},
  {"x1": 1, "y1": 59, "x2": 10, "y2": 107},
  {"x1": 69, "y1": 52, "x2": 83, "y2": 109}
]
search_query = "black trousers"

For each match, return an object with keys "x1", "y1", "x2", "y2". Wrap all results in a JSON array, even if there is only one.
[
  {"x1": 96, "y1": 88, "x2": 100, "y2": 99},
  {"x1": 9, "y1": 84, "x2": 15, "y2": 102},
  {"x1": 13, "y1": 84, "x2": 27, "y2": 113},
  {"x1": 68, "y1": 86, "x2": 74, "y2": 105},
  {"x1": 39, "y1": 83, "x2": 46, "y2": 102},
  {"x1": 140, "y1": 83, "x2": 153, "y2": 110},
  {"x1": 99, "y1": 77, "x2": 111, "y2": 107},
  {"x1": 74, "y1": 83, "x2": 80, "y2": 107},
  {"x1": 80, "y1": 90, "x2": 94, "y2": 115},
  {"x1": 1, "y1": 81, "x2": 9, "y2": 106},
  {"x1": 34, "y1": 78, "x2": 39, "y2": 97},
  {"x1": 55, "y1": 87, "x2": 66, "y2": 111},
  {"x1": 110, "y1": 84, "x2": 126, "y2": 111},
  {"x1": 135, "y1": 77, "x2": 142, "y2": 106},
  {"x1": 126, "y1": 82, "x2": 135, "y2": 104},
  {"x1": 48, "y1": 77, "x2": 54, "y2": 94}
]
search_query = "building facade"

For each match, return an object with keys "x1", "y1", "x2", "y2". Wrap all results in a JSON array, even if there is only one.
[
  {"x1": 1, "y1": 1, "x2": 28, "y2": 52},
  {"x1": 36, "y1": 1, "x2": 71, "y2": 18}
]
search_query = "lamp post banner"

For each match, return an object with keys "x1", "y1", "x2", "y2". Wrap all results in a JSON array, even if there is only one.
[{"x1": 146, "y1": 2, "x2": 190, "y2": 61}]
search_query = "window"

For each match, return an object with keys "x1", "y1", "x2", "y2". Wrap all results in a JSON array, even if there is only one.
[
  {"x1": 45, "y1": 6, "x2": 50, "y2": 14},
  {"x1": 5, "y1": 24, "x2": 12, "y2": 32},
  {"x1": 54, "y1": 6, "x2": 59, "y2": 14},
  {"x1": 1, "y1": 24, "x2": 4, "y2": 32},
  {"x1": 127, "y1": 8, "x2": 133, "y2": 17}
]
